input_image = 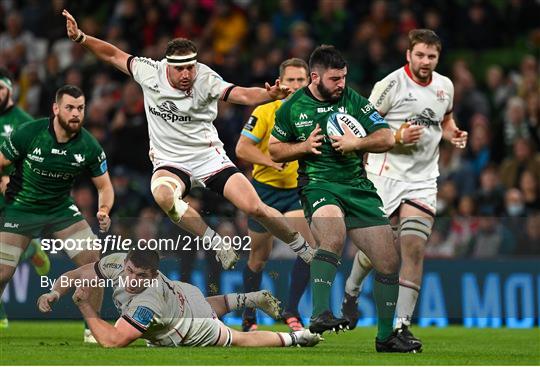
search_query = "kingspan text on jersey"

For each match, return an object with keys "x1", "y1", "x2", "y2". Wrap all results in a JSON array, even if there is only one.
[{"x1": 149, "y1": 106, "x2": 192, "y2": 123}]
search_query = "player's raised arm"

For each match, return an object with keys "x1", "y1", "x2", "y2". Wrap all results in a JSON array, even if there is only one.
[
  {"x1": 225, "y1": 79, "x2": 291, "y2": 106},
  {"x1": 37, "y1": 263, "x2": 99, "y2": 313},
  {"x1": 73, "y1": 288, "x2": 142, "y2": 348},
  {"x1": 62, "y1": 9, "x2": 131, "y2": 75},
  {"x1": 92, "y1": 172, "x2": 114, "y2": 233}
]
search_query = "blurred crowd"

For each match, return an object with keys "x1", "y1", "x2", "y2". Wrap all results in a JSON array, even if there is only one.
[{"x1": 1, "y1": 0, "x2": 540, "y2": 265}]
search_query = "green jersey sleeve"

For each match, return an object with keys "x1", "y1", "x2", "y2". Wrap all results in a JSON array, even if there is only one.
[
  {"x1": 271, "y1": 103, "x2": 296, "y2": 142},
  {"x1": 351, "y1": 89, "x2": 389, "y2": 134},
  {"x1": 0, "y1": 121, "x2": 33, "y2": 162},
  {"x1": 84, "y1": 133, "x2": 108, "y2": 177}
]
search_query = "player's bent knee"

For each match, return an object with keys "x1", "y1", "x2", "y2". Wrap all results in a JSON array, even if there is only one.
[
  {"x1": 0, "y1": 263, "x2": 17, "y2": 285},
  {"x1": 0, "y1": 243, "x2": 23, "y2": 270},
  {"x1": 63, "y1": 228, "x2": 99, "y2": 264},
  {"x1": 399, "y1": 217, "x2": 432, "y2": 241},
  {"x1": 151, "y1": 176, "x2": 189, "y2": 221}
]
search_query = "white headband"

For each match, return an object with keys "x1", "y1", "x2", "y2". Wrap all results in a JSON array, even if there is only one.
[{"x1": 166, "y1": 53, "x2": 197, "y2": 66}]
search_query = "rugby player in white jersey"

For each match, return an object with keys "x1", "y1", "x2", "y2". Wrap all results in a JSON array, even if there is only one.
[
  {"x1": 61, "y1": 10, "x2": 314, "y2": 270},
  {"x1": 341, "y1": 29, "x2": 468, "y2": 345},
  {"x1": 37, "y1": 248, "x2": 322, "y2": 348}
]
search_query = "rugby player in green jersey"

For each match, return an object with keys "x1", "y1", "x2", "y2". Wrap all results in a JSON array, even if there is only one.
[
  {"x1": 269, "y1": 46, "x2": 421, "y2": 352},
  {"x1": 0, "y1": 85, "x2": 114, "y2": 342},
  {"x1": 0, "y1": 68, "x2": 50, "y2": 328}
]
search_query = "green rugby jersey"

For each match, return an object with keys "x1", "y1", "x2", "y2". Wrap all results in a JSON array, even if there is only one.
[
  {"x1": 0, "y1": 118, "x2": 108, "y2": 211},
  {"x1": 272, "y1": 86, "x2": 389, "y2": 185}
]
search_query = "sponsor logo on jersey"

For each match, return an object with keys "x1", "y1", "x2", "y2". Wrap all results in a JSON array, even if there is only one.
[
  {"x1": 69, "y1": 204, "x2": 81, "y2": 216},
  {"x1": 312, "y1": 197, "x2": 326, "y2": 208},
  {"x1": 299, "y1": 113, "x2": 308, "y2": 120},
  {"x1": 2, "y1": 125, "x2": 13, "y2": 138},
  {"x1": 132, "y1": 306, "x2": 155, "y2": 327},
  {"x1": 98, "y1": 151, "x2": 106, "y2": 162},
  {"x1": 99, "y1": 160, "x2": 108, "y2": 173},
  {"x1": 33, "y1": 148, "x2": 41, "y2": 155},
  {"x1": 149, "y1": 101, "x2": 192, "y2": 123},
  {"x1": 436, "y1": 89, "x2": 447, "y2": 102},
  {"x1": 360, "y1": 103, "x2": 375, "y2": 114},
  {"x1": 273, "y1": 125, "x2": 287, "y2": 138},
  {"x1": 317, "y1": 106, "x2": 334, "y2": 113},
  {"x1": 243, "y1": 116, "x2": 258, "y2": 132},
  {"x1": 27, "y1": 153, "x2": 44, "y2": 163},
  {"x1": 338, "y1": 106, "x2": 347, "y2": 113},
  {"x1": 294, "y1": 120, "x2": 313, "y2": 128},
  {"x1": 74, "y1": 154, "x2": 85, "y2": 163},
  {"x1": 404, "y1": 92, "x2": 417, "y2": 102},
  {"x1": 4, "y1": 222, "x2": 19, "y2": 229},
  {"x1": 406, "y1": 108, "x2": 440, "y2": 127},
  {"x1": 375, "y1": 79, "x2": 397, "y2": 107},
  {"x1": 149, "y1": 83, "x2": 160, "y2": 93},
  {"x1": 51, "y1": 148, "x2": 67, "y2": 155},
  {"x1": 369, "y1": 111, "x2": 385, "y2": 125},
  {"x1": 103, "y1": 263, "x2": 122, "y2": 269}
]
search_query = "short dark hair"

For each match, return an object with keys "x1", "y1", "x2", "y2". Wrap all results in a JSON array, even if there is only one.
[
  {"x1": 279, "y1": 58, "x2": 309, "y2": 79},
  {"x1": 55, "y1": 85, "x2": 84, "y2": 103},
  {"x1": 408, "y1": 29, "x2": 442, "y2": 53},
  {"x1": 0, "y1": 67, "x2": 14, "y2": 83},
  {"x1": 126, "y1": 248, "x2": 160, "y2": 272},
  {"x1": 309, "y1": 45, "x2": 347, "y2": 72},
  {"x1": 165, "y1": 38, "x2": 198, "y2": 57}
]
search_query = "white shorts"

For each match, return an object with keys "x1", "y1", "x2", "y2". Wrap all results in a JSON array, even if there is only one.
[
  {"x1": 151, "y1": 146, "x2": 236, "y2": 190},
  {"x1": 367, "y1": 173, "x2": 437, "y2": 217}
]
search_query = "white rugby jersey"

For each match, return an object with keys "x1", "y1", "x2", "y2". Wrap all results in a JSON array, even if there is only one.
[
  {"x1": 95, "y1": 253, "x2": 217, "y2": 347},
  {"x1": 128, "y1": 57, "x2": 234, "y2": 164},
  {"x1": 366, "y1": 65, "x2": 454, "y2": 181}
]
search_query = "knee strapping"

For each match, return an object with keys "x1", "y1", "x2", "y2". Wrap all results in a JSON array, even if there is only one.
[
  {"x1": 0, "y1": 243, "x2": 23, "y2": 267},
  {"x1": 399, "y1": 217, "x2": 432, "y2": 241},
  {"x1": 151, "y1": 176, "x2": 189, "y2": 221}
]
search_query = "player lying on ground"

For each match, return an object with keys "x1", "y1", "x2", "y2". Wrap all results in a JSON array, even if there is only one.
[
  {"x1": 62, "y1": 9, "x2": 314, "y2": 270},
  {"x1": 37, "y1": 248, "x2": 322, "y2": 348}
]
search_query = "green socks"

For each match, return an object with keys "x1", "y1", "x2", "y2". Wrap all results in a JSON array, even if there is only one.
[
  {"x1": 311, "y1": 249, "x2": 340, "y2": 317},
  {"x1": 374, "y1": 272, "x2": 399, "y2": 340}
]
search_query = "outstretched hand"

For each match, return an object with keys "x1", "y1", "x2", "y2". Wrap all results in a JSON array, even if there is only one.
[
  {"x1": 265, "y1": 79, "x2": 291, "y2": 100},
  {"x1": 62, "y1": 9, "x2": 80, "y2": 41}
]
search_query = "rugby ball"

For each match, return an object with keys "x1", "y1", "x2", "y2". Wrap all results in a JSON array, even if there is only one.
[{"x1": 326, "y1": 113, "x2": 367, "y2": 138}]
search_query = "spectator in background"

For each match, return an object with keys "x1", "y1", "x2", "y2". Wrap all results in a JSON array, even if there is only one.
[
  {"x1": 288, "y1": 21, "x2": 314, "y2": 61},
  {"x1": 515, "y1": 212, "x2": 540, "y2": 255},
  {"x1": 465, "y1": 113, "x2": 491, "y2": 178},
  {"x1": 469, "y1": 208, "x2": 515, "y2": 258},
  {"x1": 474, "y1": 165, "x2": 505, "y2": 216},
  {"x1": 271, "y1": 0, "x2": 304, "y2": 39},
  {"x1": 526, "y1": 92, "x2": 540, "y2": 147},
  {"x1": 499, "y1": 138, "x2": 540, "y2": 189},
  {"x1": 452, "y1": 62, "x2": 490, "y2": 132},
  {"x1": 311, "y1": 0, "x2": 349, "y2": 49},
  {"x1": 502, "y1": 188, "x2": 527, "y2": 246},
  {"x1": 519, "y1": 169, "x2": 540, "y2": 212},
  {"x1": 438, "y1": 141, "x2": 476, "y2": 196},
  {"x1": 484, "y1": 65, "x2": 515, "y2": 122},
  {"x1": 173, "y1": 10, "x2": 203, "y2": 42},
  {"x1": 202, "y1": 0, "x2": 248, "y2": 64},
  {"x1": 0, "y1": 11, "x2": 38, "y2": 74},
  {"x1": 459, "y1": 1, "x2": 500, "y2": 49},
  {"x1": 503, "y1": 96, "x2": 533, "y2": 155}
]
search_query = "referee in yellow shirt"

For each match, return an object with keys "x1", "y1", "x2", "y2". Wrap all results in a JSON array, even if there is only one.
[{"x1": 235, "y1": 58, "x2": 314, "y2": 332}]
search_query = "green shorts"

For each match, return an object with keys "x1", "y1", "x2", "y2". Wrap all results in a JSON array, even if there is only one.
[
  {"x1": 300, "y1": 178, "x2": 389, "y2": 230},
  {"x1": 248, "y1": 179, "x2": 303, "y2": 233},
  {"x1": 1, "y1": 200, "x2": 85, "y2": 238}
]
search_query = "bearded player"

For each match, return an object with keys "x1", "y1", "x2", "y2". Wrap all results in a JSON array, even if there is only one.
[{"x1": 342, "y1": 30, "x2": 468, "y2": 347}]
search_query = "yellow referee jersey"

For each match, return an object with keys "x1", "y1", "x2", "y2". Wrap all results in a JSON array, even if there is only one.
[{"x1": 241, "y1": 100, "x2": 299, "y2": 189}]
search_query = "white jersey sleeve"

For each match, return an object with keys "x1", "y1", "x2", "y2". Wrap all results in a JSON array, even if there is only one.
[
  {"x1": 94, "y1": 252, "x2": 126, "y2": 280},
  {"x1": 365, "y1": 66, "x2": 454, "y2": 182},
  {"x1": 195, "y1": 68, "x2": 234, "y2": 102},
  {"x1": 369, "y1": 77, "x2": 400, "y2": 116},
  {"x1": 129, "y1": 57, "x2": 160, "y2": 87}
]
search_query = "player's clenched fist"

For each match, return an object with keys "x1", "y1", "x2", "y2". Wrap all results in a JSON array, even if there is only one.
[
  {"x1": 96, "y1": 210, "x2": 111, "y2": 233},
  {"x1": 37, "y1": 291, "x2": 60, "y2": 313},
  {"x1": 72, "y1": 287, "x2": 90, "y2": 306}
]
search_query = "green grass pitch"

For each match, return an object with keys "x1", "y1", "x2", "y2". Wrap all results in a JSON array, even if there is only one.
[{"x1": 1, "y1": 321, "x2": 539, "y2": 365}]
